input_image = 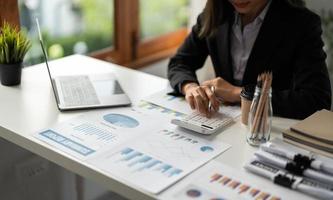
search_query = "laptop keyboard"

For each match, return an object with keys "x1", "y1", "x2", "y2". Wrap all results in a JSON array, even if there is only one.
[{"x1": 58, "y1": 76, "x2": 100, "y2": 107}]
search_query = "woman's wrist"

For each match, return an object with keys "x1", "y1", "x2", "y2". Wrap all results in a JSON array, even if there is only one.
[
  {"x1": 232, "y1": 86, "x2": 242, "y2": 103},
  {"x1": 181, "y1": 82, "x2": 199, "y2": 95}
]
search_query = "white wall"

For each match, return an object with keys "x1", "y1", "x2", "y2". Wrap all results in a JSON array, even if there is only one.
[
  {"x1": 305, "y1": 0, "x2": 333, "y2": 11},
  {"x1": 189, "y1": 0, "x2": 206, "y2": 28}
]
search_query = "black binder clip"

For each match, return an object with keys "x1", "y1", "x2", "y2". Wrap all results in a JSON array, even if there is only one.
[
  {"x1": 293, "y1": 154, "x2": 314, "y2": 168},
  {"x1": 285, "y1": 162, "x2": 307, "y2": 176},
  {"x1": 285, "y1": 154, "x2": 314, "y2": 176},
  {"x1": 274, "y1": 174, "x2": 295, "y2": 188}
]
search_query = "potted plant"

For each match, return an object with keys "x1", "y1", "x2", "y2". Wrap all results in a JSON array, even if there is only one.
[{"x1": 0, "y1": 21, "x2": 31, "y2": 86}]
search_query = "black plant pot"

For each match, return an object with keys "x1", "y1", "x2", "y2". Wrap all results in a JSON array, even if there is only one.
[{"x1": 0, "y1": 62, "x2": 22, "y2": 86}]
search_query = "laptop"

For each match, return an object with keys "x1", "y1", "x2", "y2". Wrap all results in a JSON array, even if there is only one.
[{"x1": 36, "y1": 19, "x2": 131, "y2": 111}]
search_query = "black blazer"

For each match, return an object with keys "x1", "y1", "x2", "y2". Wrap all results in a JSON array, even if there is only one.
[{"x1": 168, "y1": 0, "x2": 331, "y2": 119}]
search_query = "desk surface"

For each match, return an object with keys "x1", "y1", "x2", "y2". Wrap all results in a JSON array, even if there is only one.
[{"x1": 0, "y1": 55, "x2": 300, "y2": 200}]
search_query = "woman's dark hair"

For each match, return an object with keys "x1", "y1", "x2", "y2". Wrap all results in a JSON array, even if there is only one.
[
  {"x1": 198, "y1": 0, "x2": 305, "y2": 38},
  {"x1": 198, "y1": 0, "x2": 231, "y2": 38}
]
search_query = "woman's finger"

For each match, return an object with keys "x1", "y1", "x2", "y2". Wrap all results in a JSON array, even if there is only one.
[
  {"x1": 204, "y1": 86, "x2": 219, "y2": 112},
  {"x1": 196, "y1": 87, "x2": 209, "y2": 107},
  {"x1": 185, "y1": 94, "x2": 195, "y2": 110},
  {"x1": 192, "y1": 90, "x2": 208, "y2": 115}
]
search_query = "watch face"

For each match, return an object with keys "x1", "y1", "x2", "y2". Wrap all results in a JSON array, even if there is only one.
[{"x1": 241, "y1": 84, "x2": 255, "y2": 100}]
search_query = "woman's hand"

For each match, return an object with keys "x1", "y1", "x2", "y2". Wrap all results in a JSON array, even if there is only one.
[
  {"x1": 182, "y1": 82, "x2": 220, "y2": 117},
  {"x1": 202, "y1": 77, "x2": 242, "y2": 103}
]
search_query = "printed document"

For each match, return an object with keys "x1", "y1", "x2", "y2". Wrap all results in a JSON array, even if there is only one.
[
  {"x1": 161, "y1": 161, "x2": 315, "y2": 200},
  {"x1": 88, "y1": 125, "x2": 230, "y2": 194},
  {"x1": 35, "y1": 107, "x2": 163, "y2": 160},
  {"x1": 143, "y1": 89, "x2": 241, "y2": 118},
  {"x1": 34, "y1": 104, "x2": 231, "y2": 194}
]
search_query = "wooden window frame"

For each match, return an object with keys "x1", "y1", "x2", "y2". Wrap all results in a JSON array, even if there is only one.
[
  {"x1": 0, "y1": 1, "x2": 20, "y2": 27},
  {"x1": 1, "y1": 0, "x2": 188, "y2": 68},
  {"x1": 129, "y1": 28, "x2": 188, "y2": 68}
]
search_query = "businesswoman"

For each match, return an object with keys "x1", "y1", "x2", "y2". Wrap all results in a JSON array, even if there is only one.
[{"x1": 168, "y1": 0, "x2": 332, "y2": 119}]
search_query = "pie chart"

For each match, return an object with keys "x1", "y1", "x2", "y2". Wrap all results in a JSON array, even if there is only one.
[
  {"x1": 186, "y1": 189, "x2": 202, "y2": 197},
  {"x1": 200, "y1": 146, "x2": 214, "y2": 153},
  {"x1": 103, "y1": 114, "x2": 139, "y2": 128}
]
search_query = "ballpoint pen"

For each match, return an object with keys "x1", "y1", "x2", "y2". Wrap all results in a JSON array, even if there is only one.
[{"x1": 208, "y1": 86, "x2": 215, "y2": 112}]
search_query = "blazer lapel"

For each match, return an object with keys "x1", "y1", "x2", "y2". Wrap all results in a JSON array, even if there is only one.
[
  {"x1": 242, "y1": 0, "x2": 286, "y2": 85},
  {"x1": 214, "y1": 21, "x2": 234, "y2": 83}
]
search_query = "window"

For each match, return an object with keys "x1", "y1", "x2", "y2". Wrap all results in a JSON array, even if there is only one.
[
  {"x1": 0, "y1": 0, "x2": 190, "y2": 68},
  {"x1": 140, "y1": 0, "x2": 189, "y2": 40},
  {"x1": 132, "y1": 0, "x2": 190, "y2": 68},
  {"x1": 19, "y1": 0, "x2": 114, "y2": 65}
]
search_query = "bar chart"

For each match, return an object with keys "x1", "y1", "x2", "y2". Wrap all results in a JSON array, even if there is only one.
[
  {"x1": 172, "y1": 162, "x2": 285, "y2": 200},
  {"x1": 207, "y1": 172, "x2": 281, "y2": 200},
  {"x1": 137, "y1": 101, "x2": 185, "y2": 117},
  {"x1": 115, "y1": 147, "x2": 183, "y2": 178}
]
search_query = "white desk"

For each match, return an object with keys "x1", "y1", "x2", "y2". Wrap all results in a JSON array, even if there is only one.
[{"x1": 0, "y1": 55, "x2": 300, "y2": 200}]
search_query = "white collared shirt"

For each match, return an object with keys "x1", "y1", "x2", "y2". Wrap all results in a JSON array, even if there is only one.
[{"x1": 231, "y1": 0, "x2": 272, "y2": 83}]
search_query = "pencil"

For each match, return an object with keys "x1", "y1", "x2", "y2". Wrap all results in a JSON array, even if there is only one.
[{"x1": 250, "y1": 72, "x2": 272, "y2": 140}]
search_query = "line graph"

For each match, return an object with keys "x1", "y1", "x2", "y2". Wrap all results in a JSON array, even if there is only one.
[{"x1": 131, "y1": 129, "x2": 216, "y2": 164}]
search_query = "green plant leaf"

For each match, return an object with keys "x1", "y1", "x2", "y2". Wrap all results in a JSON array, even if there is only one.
[{"x1": 0, "y1": 21, "x2": 31, "y2": 64}]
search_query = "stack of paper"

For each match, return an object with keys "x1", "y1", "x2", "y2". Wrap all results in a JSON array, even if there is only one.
[
  {"x1": 34, "y1": 104, "x2": 231, "y2": 194},
  {"x1": 282, "y1": 109, "x2": 333, "y2": 158}
]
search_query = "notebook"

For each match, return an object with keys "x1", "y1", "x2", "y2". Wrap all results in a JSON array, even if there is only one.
[
  {"x1": 283, "y1": 129, "x2": 333, "y2": 153},
  {"x1": 282, "y1": 109, "x2": 333, "y2": 158},
  {"x1": 290, "y1": 109, "x2": 333, "y2": 145},
  {"x1": 283, "y1": 137, "x2": 333, "y2": 158}
]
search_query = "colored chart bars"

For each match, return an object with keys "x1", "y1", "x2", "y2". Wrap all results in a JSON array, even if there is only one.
[
  {"x1": 209, "y1": 173, "x2": 281, "y2": 200},
  {"x1": 137, "y1": 101, "x2": 185, "y2": 117},
  {"x1": 160, "y1": 129, "x2": 199, "y2": 144},
  {"x1": 164, "y1": 94, "x2": 185, "y2": 102},
  {"x1": 116, "y1": 147, "x2": 183, "y2": 178}
]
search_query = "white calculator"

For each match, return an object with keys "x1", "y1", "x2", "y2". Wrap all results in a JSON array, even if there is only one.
[{"x1": 171, "y1": 112, "x2": 234, "y2": 135}]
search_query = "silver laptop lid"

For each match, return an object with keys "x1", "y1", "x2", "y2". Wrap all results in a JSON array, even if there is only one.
[
  {"x1": 36, "y1": 18, "x2": 61, "y2": 109},
  {"x1": 35, "y1": 18, "x2": 131, "y2": 111}
]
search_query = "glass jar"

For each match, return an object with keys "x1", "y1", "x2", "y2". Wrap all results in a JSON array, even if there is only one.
[{"x1": 247, "y1": 86, "x2": 272, "y2": 146}]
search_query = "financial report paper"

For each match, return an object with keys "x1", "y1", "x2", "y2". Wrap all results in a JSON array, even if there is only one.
[
  {"x1": 34, "y1": 104, "x2": 230, "y2": 194},
  {"x1": 143, "y1": 89, "x2": 241, "y2": 118},
  {"x1": 160, "y1": 161, "x2": 315, "y2": 200}
]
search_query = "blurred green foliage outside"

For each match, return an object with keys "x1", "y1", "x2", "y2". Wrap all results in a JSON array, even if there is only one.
[
  {"x1": 140, "y1": 0, "x2": 189, "y2": 39},
  {"x1": 22, "y1": 0, "x2": 189, "y2": 65}
]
